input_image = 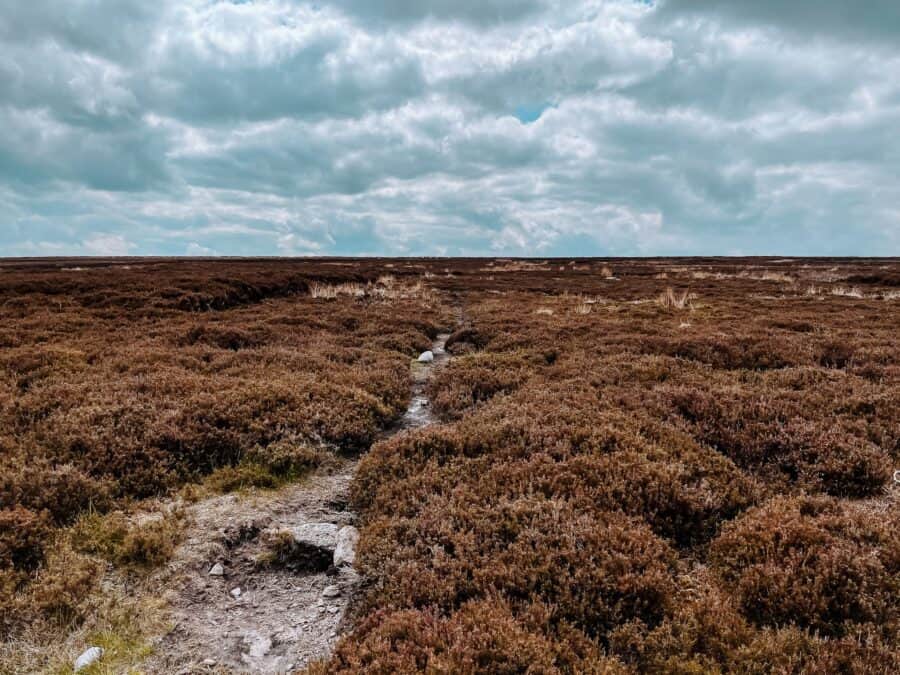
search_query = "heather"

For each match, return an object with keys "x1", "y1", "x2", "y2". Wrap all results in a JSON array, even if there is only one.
[
  {"x1": 1, "y1": 257, "x2": 898, "y2": 672},
  {"x1": 338, "y1": 257, "x2": 900, "y2": 673},
  {"x1": 0, "y1": 259, "x2": 449, "y2": 639}
]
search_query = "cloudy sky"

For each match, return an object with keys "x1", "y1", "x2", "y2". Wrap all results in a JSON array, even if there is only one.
[{"x1": 1, "y1": 0, "x2": 898, "y2": 257}]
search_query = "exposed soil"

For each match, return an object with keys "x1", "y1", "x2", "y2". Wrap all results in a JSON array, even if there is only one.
[{"x1": 142, "y1": 334, "x2": 451, "y2": 674}]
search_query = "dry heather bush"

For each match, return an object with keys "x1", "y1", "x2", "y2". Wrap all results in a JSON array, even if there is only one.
[
  {"x1": 3, "y1": 258, "x2": 899, "y2": 668},
  {"x1": 444, "y1": 327, "x2": 489, "y2": 354},
  {"x1": 335, "y1": 258, "x2": 899, "y2": 671},
  {"x1": 357, "y1": 496, "x2": 677, "y2": 639},
  {"x1": 642, "y1": 334, "x2": 806, "y2": 370},
  {"x1": 355, "y1": 392, "x2": 760, "y2": 549},
  {"x1": 321, "y1": 600, "x2": 628, "y2": 675},
  {"x1": 666, "y1": 388, "x2": 892, "y2": 496},
  {"x1": 0, "y1": 506, "x2": 51, "y2": 573},
  {"x1": 0, "y1": 459, "x2": 113, "y2": 525},
  {"x1": 0, "y1": 260, "x2": 450, "y2": 642},
  {"x1": 2, "y1": 543, "x2": 102, "y2": 635},
  {"x1": 709, "y1": 496, "x2": 900, "y2": 637},
  {"x1": 426, "y1": 351, "x2": 537, "y2": 420}
]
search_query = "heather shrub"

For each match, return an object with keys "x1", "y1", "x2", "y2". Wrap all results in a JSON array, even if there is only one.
[
  {"x1": 0, "y1": 506, "x2": 51, "y2": 572},
  {"x1": 709, "y1": 496, "x2": 900, "y2": 636},
  {"x1": 667, "y1": 388, "x2": 891, "y2": 496},
  {"x1": 609, "y1": 574, "x2": 754, "y2": 671},
  {"x1": 0, "y1": 461, "x2": 113, "y2": 525},
  {"x1": 427, "y1": 351, "x2": 535, "y2": 420},
  {"x1": 357, "y1": 496, "x2": 677, "y2": 639},
  {"x1": 356, "y1": 397, "x2": 759, "y2": 548},
  {"x1": 180, "y1": 324, "x2": 268, "y2": 350},
  {"x1": 19, "y1": 544, "x2": 101, "y2": 628},
  {"x1": 790, "y1": 423, "x2": 892, "y2": 497},
  {"x1": 444, "y1": 327, "x2": 489, "y2": 354},
  {"x1": 819, "y1": 339, "x2": 855, "y2": 369},
  {"x1": 324, "y1": 600, "x2": 629, "y2": 674},
  {"x1": 641, "y1": 336, "x2": 805, "y2": 371},
  {"x1": 728, "y1": 626, "x2": 898, "y2": 675},
  {"x1": 37, "y1": 400, "x2": 179, "y2": 498}
]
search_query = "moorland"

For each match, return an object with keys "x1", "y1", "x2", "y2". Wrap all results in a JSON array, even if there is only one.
[{"x1": 0, "y1": 257, "x2": 898, "y2": 673}]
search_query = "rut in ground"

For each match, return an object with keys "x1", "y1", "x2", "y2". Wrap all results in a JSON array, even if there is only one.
[{"x1": 141, "y1": 333, "x2": 451, "y2": 673}]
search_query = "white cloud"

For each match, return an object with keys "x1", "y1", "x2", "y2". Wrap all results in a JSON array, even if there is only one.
[
  {"x1": 0, "y1": 0, "x2": 898, "y2": 256},
  {"x1": 82, "y1": 234, "x2": 135, "y2": 256}
]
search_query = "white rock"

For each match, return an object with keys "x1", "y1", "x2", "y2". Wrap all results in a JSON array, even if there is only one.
[
  {"x1": 202, "y1": 658, "x2": 217, "y2": 666},
  {"x1": 288, "y1": 523, "x2": 340, "y2": 550},
  {"x1": 230, "y1": 587, "x2": 242, "y2": 598},
  {"x1": 245, "y1": 633, "x2": 272, "y2": 659},
  {"x1": 74, "y1": 647, "x2": 104, "y2": 672},
  {"x1": 322, "y1": 585, "x2": 341, "y2": 598},
  {"x1": 333, "y1": 526, "x2": 359, "y2": 567},
  {"x1": 209, "y1": 562, "x2": 225, "y2": 576},
  {"x1": 417, "y1": 350, "x2": 434, "y2": 363}
]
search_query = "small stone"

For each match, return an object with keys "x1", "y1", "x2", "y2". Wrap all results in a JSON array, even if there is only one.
[
  {"x1": 202, "y1": 659, "x2": 217, "y2": 666},
  {"x1": 230, "y1": 587, "x2": 242, "y2": 598},
  {"x1": 322, "y1": 584, "x2": 341, "y2": 598},
  {"x1": 329, "y1": 606, "x2": 340, "y2": 614},
  {"x1": 74, "y1": 646, "x2": 104, "y2": 672},
  {"x1": 209, "y1": 562, "x2": 225, "y2": 576},
  {"x1": 333, "y1": 526, "x2": 359, "y2": 567},
  {"x1": 417, "y1": 350, "x2": 434, "y2": 363},
  {"x1": 244, "y1": 633, "x2": 273, "y2": 659}
]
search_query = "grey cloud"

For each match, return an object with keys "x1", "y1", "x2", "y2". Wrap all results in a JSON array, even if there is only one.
[
  {"x1": 331, "y1": 0, "x2": 545, "y2": 25},
  {"x1": 140, "y1": 5, "x2": 427, "y2": 124},
  {"x1": 0, "y1": 108, "x2": 171, "y2": 192},
  {"x1": 0, "y1": 0, "x2": 898, "y2": 256},
  {"x1": 0, "y1": 1, "x2": 163, "y2": 61},
  {"x1": 658, "y1": 0, "x2": 900, "y2": 45}
]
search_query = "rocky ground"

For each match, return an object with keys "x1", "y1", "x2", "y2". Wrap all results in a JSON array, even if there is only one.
[{"x1": 140, "y1": 334, "x2": 450, "y2": 674}]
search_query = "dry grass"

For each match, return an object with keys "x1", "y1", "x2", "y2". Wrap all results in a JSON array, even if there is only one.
[
  {"x1": 657, "y1": 286, "x2": 694, "y2": 309},
  {"x1": 311, "y1": 277, "x2": 435, "y2": 302}
]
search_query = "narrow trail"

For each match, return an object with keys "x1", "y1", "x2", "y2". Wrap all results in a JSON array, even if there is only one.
[{"x1": 143, "y1": 332, "x2": 451, "y2": 674}]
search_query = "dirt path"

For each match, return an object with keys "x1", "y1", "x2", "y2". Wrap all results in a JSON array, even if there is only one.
[{"x1": 142, "y1": 334, "x2": 451, "y2": 674}]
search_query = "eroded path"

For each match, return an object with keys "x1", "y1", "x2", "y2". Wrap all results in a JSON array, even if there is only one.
[{"x1": 143, "y1": 333, "x2": 451, "y2": 673}]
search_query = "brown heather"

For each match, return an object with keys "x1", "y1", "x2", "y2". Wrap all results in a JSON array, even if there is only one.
[
  {"x1": 0, "y1": 259, "x2": 450, "y2": 643},
  {"x1": 1, "y1": 257, "x2": 899, "y2": 672}
]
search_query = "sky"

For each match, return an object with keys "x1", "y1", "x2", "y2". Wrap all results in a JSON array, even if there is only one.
[{"x1": 1, "y1": 0, "x2": 899, "y2": 257}]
